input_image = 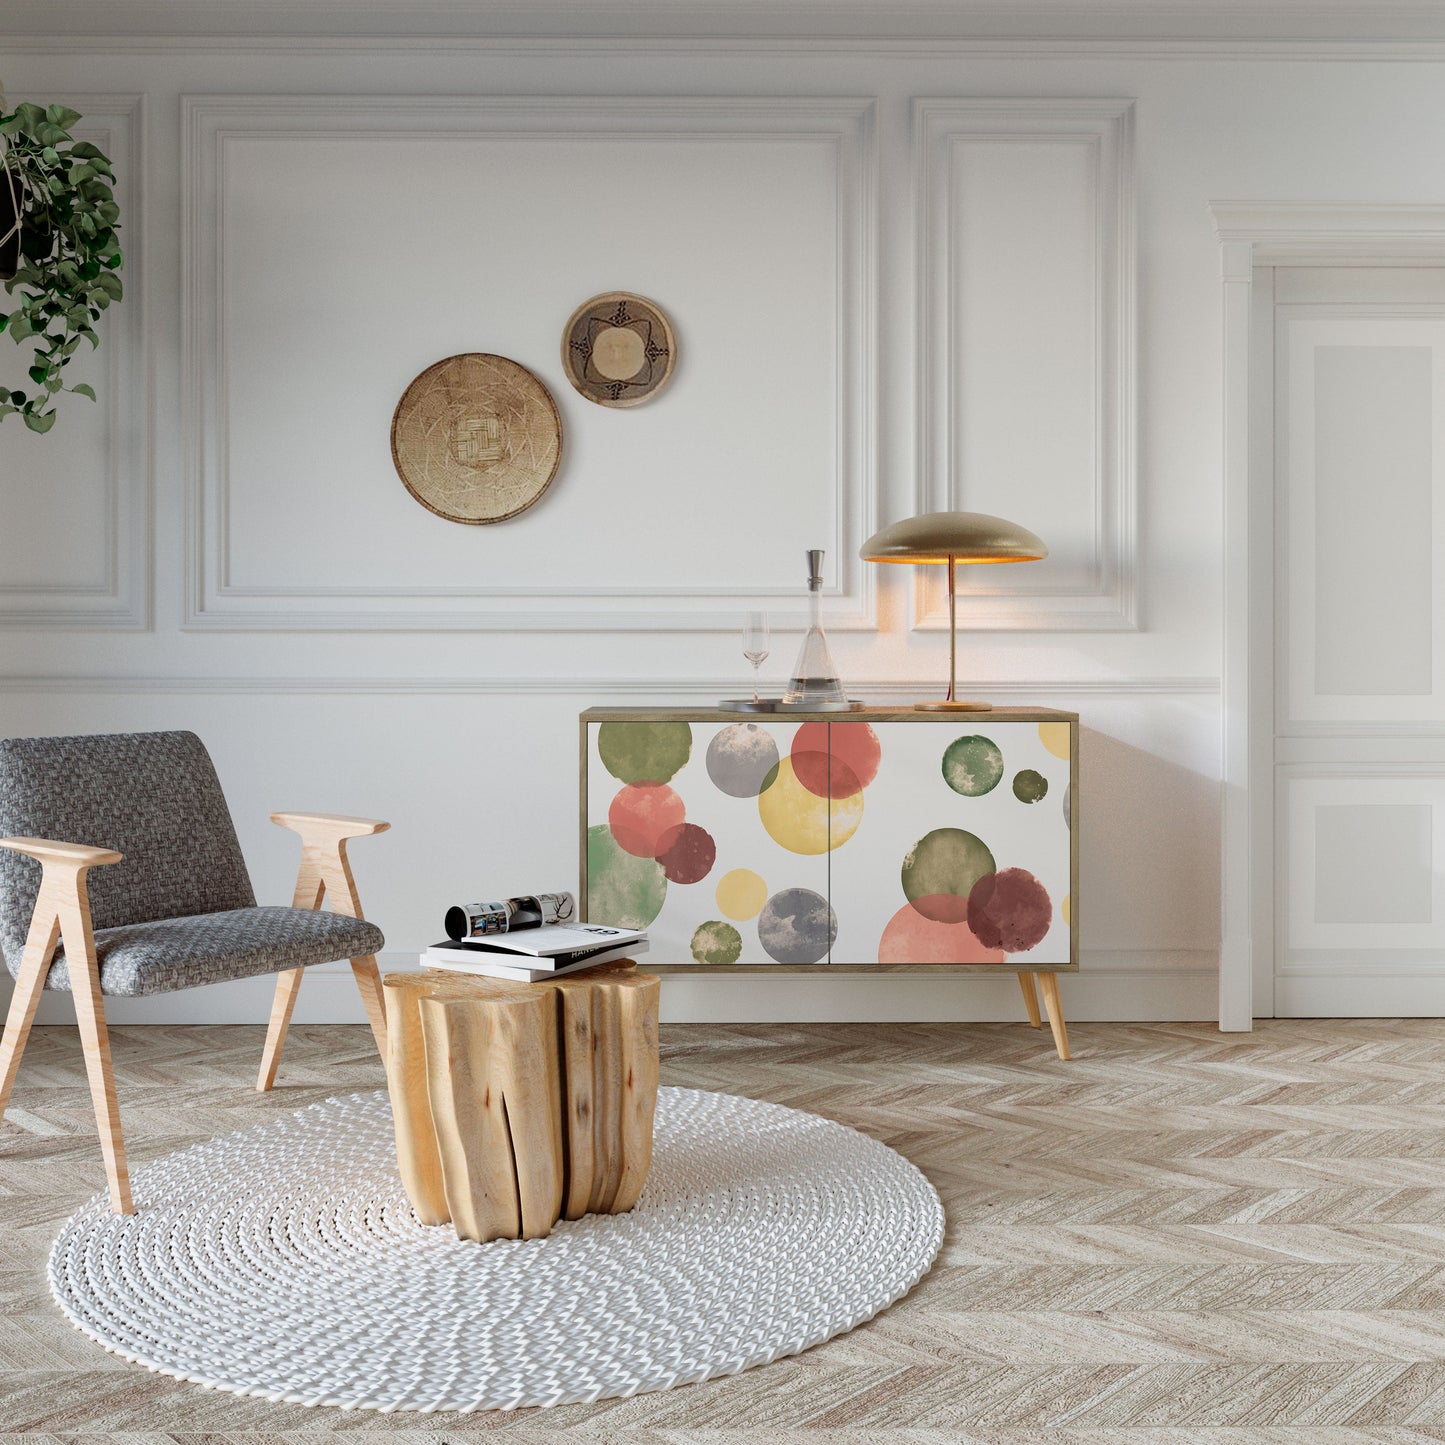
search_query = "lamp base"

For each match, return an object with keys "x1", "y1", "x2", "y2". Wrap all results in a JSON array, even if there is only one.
[{"x1": 914, "y1": 700, "x2": 992, "y2": 713}]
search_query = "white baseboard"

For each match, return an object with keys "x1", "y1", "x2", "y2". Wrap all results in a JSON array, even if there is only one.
[
  {"x1": 1274, "y1": 974, "x2": 1445, "y2": 1017},
  {"x1": 0, "y1": 950, "x2": 1219, "y2": 1025}
]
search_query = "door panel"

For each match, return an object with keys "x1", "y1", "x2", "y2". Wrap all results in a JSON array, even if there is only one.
[
  {"x1": 828, "y1": 720, "x2": 1071, "y2": 966},
  {"x1": 585, "y1": 719, "x2": 828, "y2": 967},
  {"x1": 1273, "y1": 268, "x2": 1445, "y2": 1015}
]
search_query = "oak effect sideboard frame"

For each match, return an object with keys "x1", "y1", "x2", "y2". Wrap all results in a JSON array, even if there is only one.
[{"x1": 578, "y1": 706, "x2": 1078, "y2": 982}]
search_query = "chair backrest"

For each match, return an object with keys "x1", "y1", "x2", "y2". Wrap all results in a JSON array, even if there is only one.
[{"x1": 0, "y1": 730, "x2": 256, "y2": 977}]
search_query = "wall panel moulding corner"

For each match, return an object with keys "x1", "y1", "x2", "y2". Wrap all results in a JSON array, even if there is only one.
[
  {"x1": 180, "y1": 94, "x2": 878, "y2": 634},
  {"x1": 913, "y1": 97, "x2": 1136, "y2": 633},
  {"x1": 0, "y1": 94, "x2": 150, "y2": 631}
]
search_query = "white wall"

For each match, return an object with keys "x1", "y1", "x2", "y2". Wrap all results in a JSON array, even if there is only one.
[{"x1": 11, "y1": 29, "x2": 1429, "y2": 1023}]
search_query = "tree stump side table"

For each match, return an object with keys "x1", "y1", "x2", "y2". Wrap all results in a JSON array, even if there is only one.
[{"x1": 382, "y1": 961, "x2": 660, "y2": 1244}]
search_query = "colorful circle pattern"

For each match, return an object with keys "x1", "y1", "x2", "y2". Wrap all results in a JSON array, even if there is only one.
[
  {"x1": 691, "y1": 920, "x2": 743, "y2": 966},
  {"x1": 941, "y1": 735, "x2": 1004, "y2": 797},
  {"x1": 591, "y1": 719, "x2": 1065, "y2": 968},
  {"x1": 757, "y1": 887, "x2": 836, "y2": 965},
  {"x1": 705, "y1": 724, "x2": 780, "y2": 799}
]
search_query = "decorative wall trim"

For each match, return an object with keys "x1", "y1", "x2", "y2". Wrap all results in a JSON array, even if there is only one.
[
  {"x1": 181, "y1": 94, "x2": 877, "y2": 633},
  {"x1": 0, "y1": 94, "x2": 149, "y2": 631},
  {"x1": 913, "y1": 98, "x2": 1136, "y2": 632},
  {"x1": 1211, "y1": 200, "x2": 1445, "y2": 1034},
  {"x1": 0, "y1": 673, "x2": 1221, "y2": 696},
  {"x1": 14, "y1": 29, "x2": 1445, "y2": 59}
]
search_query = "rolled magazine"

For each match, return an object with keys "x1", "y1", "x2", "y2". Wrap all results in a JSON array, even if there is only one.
[{"x1": 444, "y1": 891, "x2": 577, "y2": 941}]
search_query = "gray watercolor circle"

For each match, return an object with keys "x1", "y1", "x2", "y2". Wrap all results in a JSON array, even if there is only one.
[
  {"x1": 706, "y1": 723, "x2": 781, "y2": 799},
  {"x1": 757, "y1": 886, "x2": 837, "y2": 965},
  {"x1": 1063, "y1": 781, "x2": 1071, "y2": 828}
]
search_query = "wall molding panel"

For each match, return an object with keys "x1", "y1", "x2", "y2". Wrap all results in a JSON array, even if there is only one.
[
  {"x1": 182, "y1": 94, "x2": 878, "y2": 633},
  {"x1": 0, "y1": 93, "x2": 149, "y2": 630},
  {"x1": 913, "y1": 97, "x2": 1136, "y2": 631},
  {"x1": 0, "y1": 672, "x2": 1219, "y2": 696}
]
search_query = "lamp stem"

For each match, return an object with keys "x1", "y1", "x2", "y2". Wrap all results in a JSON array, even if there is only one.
[{"x1": 947, "y1": 554, "x2": 957, "y2": 704}]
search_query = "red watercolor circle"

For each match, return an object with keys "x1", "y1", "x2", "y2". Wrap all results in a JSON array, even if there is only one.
[
  {"x1": 790, "y1": 721, "x2": 880, "y2": 800},
  {"x1": 656, "y1": 822, "x2": 717, "y2": 884},
  {"x1": 608, "y1": 783, "x2": 686, "y2": 859},
  {"x1": 878, "y1": 900, "x2": 1006, "y2": 964},
  {"x1": 967, "y1": 868, "x2": 1052, "y2": 952}
]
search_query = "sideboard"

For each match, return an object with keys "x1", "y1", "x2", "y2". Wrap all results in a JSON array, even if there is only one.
[{"x1": 579, "y1": 707, "x2": 1078, "y2": 1055}]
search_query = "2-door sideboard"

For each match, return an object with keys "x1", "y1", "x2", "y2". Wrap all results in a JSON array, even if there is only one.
[{"x1": 580, "y1": 707, "x2": 1078, "y2": 1056}]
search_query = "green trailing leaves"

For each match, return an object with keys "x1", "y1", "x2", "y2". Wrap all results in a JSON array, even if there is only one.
[{"x1": 0, "y1": 102, "x2": 122, "y2": 432}]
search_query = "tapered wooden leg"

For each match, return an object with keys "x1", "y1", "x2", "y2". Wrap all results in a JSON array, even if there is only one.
[
  {"x1": 0, "y1": 910, "x2": 61, "y2": 1118},
  {"x1": 1037, "y1": 971, "x2": 1071, "y2": 1061},
  {"x1": 1018, "y1": 970, "x2": 1042, "y2": 1029},
  {"x1": 58, "y1": 898, "x2": 132, "y2": 1214},
  {"x1": 256, "y1": 967, "x2": 305, "y2": 1092},
  {"x1": 350, "y1": 956, "x2": 387, "y2": 1055}
]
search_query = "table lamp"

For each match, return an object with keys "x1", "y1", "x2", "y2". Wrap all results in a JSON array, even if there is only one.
[{"x1": 859, "y1": 511, "x2": 1048, "y2": 712}]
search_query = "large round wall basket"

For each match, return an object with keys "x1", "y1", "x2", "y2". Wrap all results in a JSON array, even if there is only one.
[
  {"x1": 390, "y1": 353, "x2": 563, "y2": 524},
  {"x1": 562, "y1": 292, "x2": 677, "y2": 408}
]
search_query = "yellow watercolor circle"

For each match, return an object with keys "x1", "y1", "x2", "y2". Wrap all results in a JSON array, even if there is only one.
[
  {"x1": 715, "y1": 868, "x2": 768, "y2": 921},
  {"x1": 1062, "y1": 893, "x2": 1072, "y2": 926},
  {"x1": 1038, "y1": 722, "x2": 1071, "y2": 760},
  {"x1": 757, "y1": 756, "x2": 864, "y2": 856}
]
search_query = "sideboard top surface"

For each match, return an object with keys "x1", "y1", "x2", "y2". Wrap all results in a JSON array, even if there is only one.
[{"x1": 581, "y1": 706, "x2": 1079, "y2": 723}]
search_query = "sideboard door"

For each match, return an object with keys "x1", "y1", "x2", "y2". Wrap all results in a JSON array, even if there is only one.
[
  {"x1": 585, "y1": 719, "x2": 833, "y2": 967},
  {"x1": 827, "y1": 719, "x2": 1074, "y2": 967}
]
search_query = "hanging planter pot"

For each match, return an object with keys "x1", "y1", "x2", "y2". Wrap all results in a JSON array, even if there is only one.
[{"x1": 0, "y1": 155, "x2": 18, "y2": 283}]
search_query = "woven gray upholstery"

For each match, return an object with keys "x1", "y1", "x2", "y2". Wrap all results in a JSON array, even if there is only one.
[
  {"x1": 0, "y1": 730, "x2": 385, "y2": 996},
  {"x1": 0, "y1": 731, "x2": 257, "y2": 979},
  {"x1": 41, "y1": 907, "x2": 386, "y2": 997}
]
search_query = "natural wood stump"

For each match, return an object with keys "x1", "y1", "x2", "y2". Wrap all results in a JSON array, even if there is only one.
[{"x1": 383, "y1": 962, "x2": 660, "y2": 1243}]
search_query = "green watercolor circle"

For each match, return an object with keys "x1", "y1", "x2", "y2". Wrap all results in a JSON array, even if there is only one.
[
  {"x1": 691, "y1": 920, "x2": 743, "y2": 966},
  {"x1": 597, "y1": 721, "x2": 693, "y2": 785},
  {"x1": 586, "y1": 824, "x2": 668, "y2": 928},
  {"x1": 941, "y1": 734, "x2": 1004, "y2": 797},
  {"x1": 1012, "y1": 769, "x2": 1048, "y2": 804},
  {"x1": 901, "y1": 828, "x2": 996, "y2": 910}
]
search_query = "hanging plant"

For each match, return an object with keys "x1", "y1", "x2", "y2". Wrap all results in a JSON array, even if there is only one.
[{"x1": 0, "y1": 102, "x2": 123, "y2": 433}]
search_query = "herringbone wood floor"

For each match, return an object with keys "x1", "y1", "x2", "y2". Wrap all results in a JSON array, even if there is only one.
[{"x1": 10, "y1": 1019, "x2": 1445, "y2": 1441}]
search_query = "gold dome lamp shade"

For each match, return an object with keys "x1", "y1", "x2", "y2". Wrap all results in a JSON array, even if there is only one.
[{"x1": 859, "y1": 511, "x2": 1048, "y2": 712}]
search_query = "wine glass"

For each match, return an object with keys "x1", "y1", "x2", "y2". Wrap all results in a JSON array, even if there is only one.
[{"x1": 742, "y1": 612, "x2": 770, "y2": 704}]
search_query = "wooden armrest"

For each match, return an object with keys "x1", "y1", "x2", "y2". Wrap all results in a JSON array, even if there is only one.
[
  {"x1": 0, "y1": 836, "x2": 123, "y2": 869},
  {"x1": 270, "y1": 812, "x2": 390, "y2": 841}
]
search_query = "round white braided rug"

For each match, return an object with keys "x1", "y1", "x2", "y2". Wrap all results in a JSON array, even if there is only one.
[{"x1": 48, "y1": 1087, "x2": 944, "y2": 1412}]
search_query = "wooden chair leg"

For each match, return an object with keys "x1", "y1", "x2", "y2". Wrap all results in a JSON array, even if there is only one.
[
  {"x1": 350, "y1": 956, "x2": 387, "y2": 1054},
  {"x1": 1037, "y1": 971, "x2": 1071, "y2": 1061},
  {"x1": 0, "y1": 910, "x2": 61, "y2": 1119},
  {"x1": 56, "y1": 896, "x2": 133, "y2": 1214},
  {"x1": 0, "y1": 838, "x2": 129, "y2": 1212},
  {"x1": 1018, "y1": 970, "x2": 1042, "y2": 1029},
  {"x1": 259, "y1": 812, "x2": 391, "y2": 1089},
  {"x1": 257, "y1": 967, "x2": 305, "y2": 1092}
]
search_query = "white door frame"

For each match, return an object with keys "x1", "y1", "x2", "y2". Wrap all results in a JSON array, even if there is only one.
[{"x1": 1212, "y1": 203, "x2": 1445, "y2": 1031}]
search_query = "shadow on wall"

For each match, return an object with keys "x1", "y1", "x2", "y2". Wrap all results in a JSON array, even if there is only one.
[{"x1": 1079, "y1": 723, "x2": 1220, "y2": 957}]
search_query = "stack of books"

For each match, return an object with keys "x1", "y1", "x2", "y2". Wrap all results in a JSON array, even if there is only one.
[{"x1": 423, "y1": 891, "x2": 647, "y2": 982}]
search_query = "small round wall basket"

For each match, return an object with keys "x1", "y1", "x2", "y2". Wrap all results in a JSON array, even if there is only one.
[
  {"x1": 562, "y1": 292, "x2": 676, "y2": 408},
  {"x1": 390, "y1": 353, "x2": 563, "y2": 524}
]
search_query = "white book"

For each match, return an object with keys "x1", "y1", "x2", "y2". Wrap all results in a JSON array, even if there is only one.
[
  {"x1": 448, "y1": 922, "x2": 646, "y2": 958},
  {"x1": 421, "y1": 939, "x2": 647, "y2": 983}
]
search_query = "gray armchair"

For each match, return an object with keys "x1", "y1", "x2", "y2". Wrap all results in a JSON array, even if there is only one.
[{"x1": 0, "y1": 730, "x2": 389, "y2": 1214}]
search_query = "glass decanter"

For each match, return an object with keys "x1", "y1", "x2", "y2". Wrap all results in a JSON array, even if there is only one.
[{"x1": 782, "y1": 549, "x2": 849, "y2": 708}]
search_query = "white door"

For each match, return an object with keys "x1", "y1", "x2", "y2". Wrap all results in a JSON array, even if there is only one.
[{"x1": 1271, "y1": 266, "x2": 1445, "y2": 1015}]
